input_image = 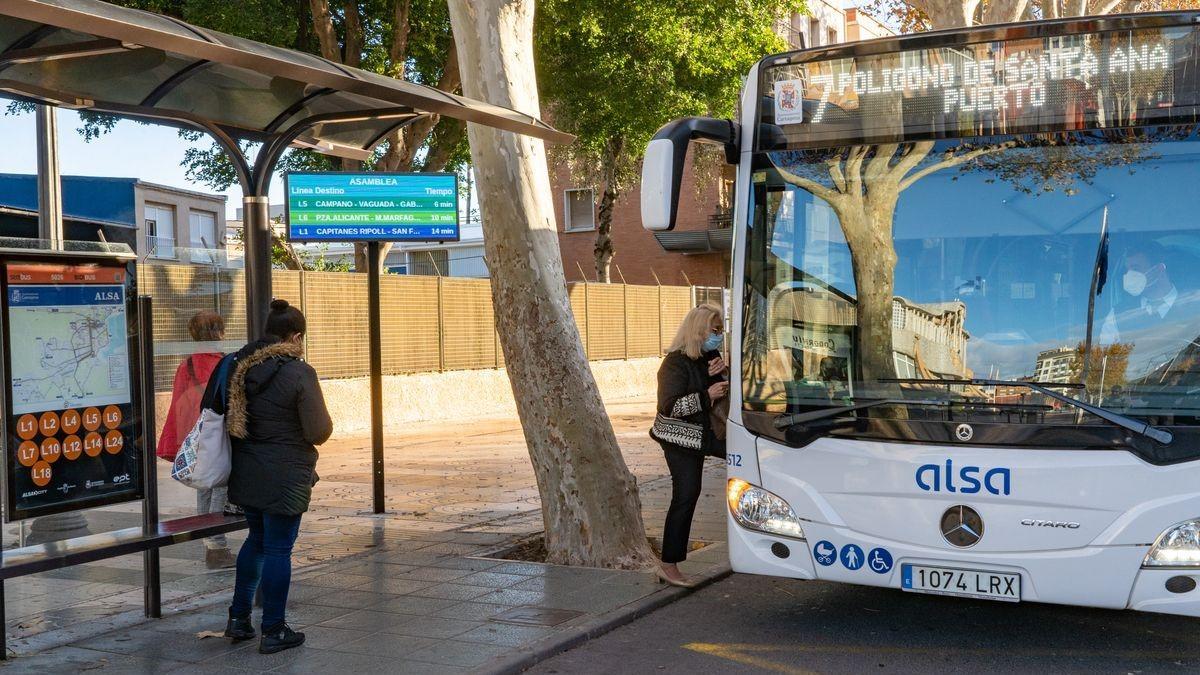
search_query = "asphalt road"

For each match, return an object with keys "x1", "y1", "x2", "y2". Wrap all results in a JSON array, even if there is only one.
[{"x1": 529, "y1": 573, "x2": 1200, "y2": 674}]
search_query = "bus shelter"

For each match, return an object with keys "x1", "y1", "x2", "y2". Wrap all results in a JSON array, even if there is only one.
[
  {"x1": 0, "y1": 0, "x2": 569, "y2": 653},
  {"x1": 0, "y1": 0, "x2": 570, "y2": 336}
]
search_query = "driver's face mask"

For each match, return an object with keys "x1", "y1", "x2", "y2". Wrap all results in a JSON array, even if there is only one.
[
  {"x1": 1123, "y1": 269, "x2": 1148, "y2": 296},
  {"x1": 1123, "y1": 263, "x2": 1164, "y2": 297}
]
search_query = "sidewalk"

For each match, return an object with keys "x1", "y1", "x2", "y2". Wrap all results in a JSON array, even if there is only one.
[{"x1": 1, "y1": 396, "x2": 731, "y2": 673}]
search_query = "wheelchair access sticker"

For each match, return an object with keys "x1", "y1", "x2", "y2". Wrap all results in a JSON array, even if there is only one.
[{"x1": 867, "y1": 547, "x2": 894, "y2": 574}]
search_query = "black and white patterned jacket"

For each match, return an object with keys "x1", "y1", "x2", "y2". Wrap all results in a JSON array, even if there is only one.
[{"x1": 651, "y1": 350, "x2": 722, "y2": 452}]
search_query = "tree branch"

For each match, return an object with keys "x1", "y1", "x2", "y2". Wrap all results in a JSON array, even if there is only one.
[
  {"x1": 982, "y1": 0, "x2": 1028, "y2": 24},
  {"x1": 343, "y1": 1, "x2": 363, "y2": 67},
  {"x1": 1089, "y1": 0, "x2": 1125, "y2": 16},
  {"x1": 892, "y1": 140, "x2": 935, "y2": 179},
  {"x1": 776, "y1": 165, "x2": 841, "y2": 205},
  {"x1": 389, "y1": 0, "x2": 412, "y2": 77},
  {"x1": 423, "y1": 119, "x2": 465, "y2": 172},
  {"x1": 309, "y1": 0, "x2": 340, "y2": 61},
  {"x1": 898, "y1": 142, "x2": 1015, "y2": 192},
  {"x1": 826, "y1": 154, "x2": 847, "y2": 193}
]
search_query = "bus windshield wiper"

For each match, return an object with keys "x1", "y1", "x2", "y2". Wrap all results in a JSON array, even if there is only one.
[
  {"x1": 773, "y1": 398, "x2": 950, "y2": 430},
  {"x1": 878, "y1": 378, "x2": 1174, "y2": 445}
]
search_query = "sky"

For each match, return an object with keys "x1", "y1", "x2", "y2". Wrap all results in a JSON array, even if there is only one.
[{"x1": 0, "y1": 107, "x2": 273, "y2": 219}]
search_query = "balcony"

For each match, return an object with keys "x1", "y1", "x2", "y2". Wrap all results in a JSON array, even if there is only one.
[{"x1": 147, "y1": 235, "x2": 175, "y2": 259}]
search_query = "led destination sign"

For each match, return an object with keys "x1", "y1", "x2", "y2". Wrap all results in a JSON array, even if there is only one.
[
  {"x1": 765, "y1": 25, "x2": 1200, "y2": 146},
  {"x1": 286, "y1": 172, "x2": 460, "y2": 242}
]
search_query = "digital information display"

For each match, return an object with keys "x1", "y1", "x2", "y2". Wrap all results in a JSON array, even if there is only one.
[
  {"x1": 765, "y1": 25, "x2": 1200, "y2": 147},
  {"x1": 3, "y1": 261, "x2": 142, "y2": 521},
  {"x1": 286, "y1": 172, "x2": 460, "y2": 242}
]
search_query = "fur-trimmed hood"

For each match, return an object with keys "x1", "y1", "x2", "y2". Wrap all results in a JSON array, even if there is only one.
[{"x1": 226, "y1": 340, "x2": 304, "y2": 439}]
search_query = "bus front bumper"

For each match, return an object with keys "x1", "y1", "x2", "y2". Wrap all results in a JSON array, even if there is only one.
[{"x1": 727, "y1": 518, "x2": 1200, "y2": 617}]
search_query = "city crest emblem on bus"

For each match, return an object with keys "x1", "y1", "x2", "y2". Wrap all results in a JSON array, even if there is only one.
[
  {"x1": 773, "y1": 79, "x2": 804, "y2": 124},
  {"x1": 955, "y1": 424, "x2": 974, "y2": 442}
]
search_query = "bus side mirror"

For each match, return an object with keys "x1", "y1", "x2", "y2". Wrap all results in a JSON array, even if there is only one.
[{"x1": 641, "y1": 117, "x2": 739, "y2": 232}]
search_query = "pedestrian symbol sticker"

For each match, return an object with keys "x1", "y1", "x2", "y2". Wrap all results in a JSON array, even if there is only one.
[
  {"x1": 868, "y1": 547, "x2": 893, "y2": 574},
  {"x1": 813, "y1": 540, "x2": 836, "y2": 566},
  {"x1": 840, "y1": 544, "x2": 864, "y2": 570}
]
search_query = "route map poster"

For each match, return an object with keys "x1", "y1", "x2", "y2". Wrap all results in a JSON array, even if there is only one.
[{"x1": 3, "y1": 260, "x2": 142, "y2": 521}]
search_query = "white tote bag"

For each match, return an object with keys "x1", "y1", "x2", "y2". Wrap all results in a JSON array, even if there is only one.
[{"x1": 171, "y1": 407, "x2": 232, "y2": 489}]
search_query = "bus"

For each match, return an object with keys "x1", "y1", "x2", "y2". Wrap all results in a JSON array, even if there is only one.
[{"x1": 641, "y1": 12, "x2": 1200, "y2": 616}]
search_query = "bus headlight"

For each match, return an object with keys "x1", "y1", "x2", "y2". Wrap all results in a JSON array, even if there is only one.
[
  {"x1": 727, "y1": 478, "x2": 805, "y2": 540},
  {"x1": 1144, "y1": 519, "x2": 1200, "y2": 567}
]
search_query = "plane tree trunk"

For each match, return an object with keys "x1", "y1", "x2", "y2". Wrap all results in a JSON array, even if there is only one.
[{"x1": 448, "y1": 0, "x2": 655, "y2": 568}]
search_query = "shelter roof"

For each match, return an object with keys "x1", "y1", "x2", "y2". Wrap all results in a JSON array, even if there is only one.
[{"x1": 0, "y1": 0, "x2": 571, "y2": 160}]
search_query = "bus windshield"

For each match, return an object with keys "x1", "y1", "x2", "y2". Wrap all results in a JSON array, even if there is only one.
[{"x1": 743, "y1": 23, "x2": 1200, "y2": 447}]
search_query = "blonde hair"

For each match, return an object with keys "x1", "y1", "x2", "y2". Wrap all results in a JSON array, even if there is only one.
[{"x1": 668, "y1": 302, "x2": 724, "y2": 359}]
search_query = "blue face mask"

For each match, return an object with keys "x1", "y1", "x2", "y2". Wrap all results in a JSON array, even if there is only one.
[{"x1": 703, "y1": 332, "x2": 723, "y2": 353}]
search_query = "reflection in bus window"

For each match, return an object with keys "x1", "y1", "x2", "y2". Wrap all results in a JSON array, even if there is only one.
[{"x1": 743, "y1": 127, "x2": 1200, "y2": 427}]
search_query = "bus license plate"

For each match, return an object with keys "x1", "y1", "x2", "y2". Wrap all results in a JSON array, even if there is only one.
[{"x1": 901, "y1": 564, "x2": 1020, "y2": 602}]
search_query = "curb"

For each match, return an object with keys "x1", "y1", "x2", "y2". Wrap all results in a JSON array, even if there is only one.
[{"x1": 481, "y1": 562, "x2": 734, "y2": 675}]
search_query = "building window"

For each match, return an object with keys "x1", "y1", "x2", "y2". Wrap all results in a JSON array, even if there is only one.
[
  {"x1": 564, "y1": 188, "x2": 596, "y2": 232},
  {"x1": 827, "y1": 27, "x2": 838, "y2": 45},
  {"x1": 190, "y1": 210, "x2": 219, "y2": 250},
  {"x1": 410, "y1": 249, "x2": 449, "y2": 276},
  {"x1": 145, "y1": 203, "x2": 176, "y2": 259},
  {"x1": 894, "y1": 353, "x2": 918, "y2": 379},
  {"x1": 810, "y1": 17, "x2": 820, "y2": 45}
]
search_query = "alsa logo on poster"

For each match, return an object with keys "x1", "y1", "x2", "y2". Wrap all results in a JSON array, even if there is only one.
[{"x1": 93, "y1": 290, "x2": 121, "y2": 302}]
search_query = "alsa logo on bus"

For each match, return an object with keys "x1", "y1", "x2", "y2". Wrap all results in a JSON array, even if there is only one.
[{"x1": 915, "y1": 459, "x2": 1011, "y2": 496}]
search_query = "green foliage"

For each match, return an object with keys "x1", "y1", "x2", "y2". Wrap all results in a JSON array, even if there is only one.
[{"x1": 536, "y1": 0, "x2": 805, "y2": 185}]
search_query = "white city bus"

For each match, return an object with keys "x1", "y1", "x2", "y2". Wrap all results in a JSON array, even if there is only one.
[{"x1": 642, "y1": 13, "x2": 1200, "y2": 616}]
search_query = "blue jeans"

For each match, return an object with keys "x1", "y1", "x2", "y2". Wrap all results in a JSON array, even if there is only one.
[{"x1": 229, "y1": 508, "x2": 302, "y2": 631}]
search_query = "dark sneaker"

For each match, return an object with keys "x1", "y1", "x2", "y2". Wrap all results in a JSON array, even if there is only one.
[
  {"x1": 259, "y1": 623, "x2": 305, "y2": 655},
  {"x1": 205, "y1": 548, "x2": 237, "y2": 570},
  {"x1": 224, "y1": 614, "x2": 255, "y2": 642}
]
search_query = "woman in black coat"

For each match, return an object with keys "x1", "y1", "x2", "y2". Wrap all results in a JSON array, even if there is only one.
[
  {"x1": 221, "y1": 300, "x2": 332, "y2": 655},
  {"x1": 651, "y1": 303, "x2": 727, "y2": 587}
]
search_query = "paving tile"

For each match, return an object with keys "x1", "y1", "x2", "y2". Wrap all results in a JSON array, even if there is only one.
[
  {"x1": 269, "y1": 648, "x2": 424, "y2": 674},
  {"x1": 452, "y1": 571, "x2": 529, "y2": 588},
  {"x1": 368, "y1": 595, "x2": 461, "y2": 616},
  {"x1": 296, "y1": 624, "x2": 382, "y2": 651},
  {"x1": 296, "y1": 572, "x2": 376, "y2": 589},
  {"x1": 74, "y1": 627, "x2": 247, "y2": 663},
  {"x1": 383, "y1": 616, "x2": 484, "y2": 639},
  {"x1": 326, "y1": 631, "x2": 438, "y2": 657},
  {"x1": 315, "y1": 609, "x2": 414, "y2": 633},
  {"x1": 393, "y1": 566, "x2": 475, "y2": 583},
  {"x1": 484, "y1": 562, "x2": 551, "y2": 576},
  {"x1": 431, "y1": 602, "x2": 513, "y2": 622},
  {"x1": 456, "y1": 623, "x2": 557, "y2": 647},
  {"x1": 2, "y1": 646, "x2": 191, "y2": 674},
  {"x1": 409, "y1": 583, "x2": 497, "y2": 601},
  {"x1": 348, "y1": 577, "x2": 436, "y2": 595},
  {"x1": 404, "y1": 639, "x2": 515, "y2": 668},
  {"x1": 428, "y1": 557, "x2": 503, "y2": 572},
  {"x1": 284, "y1": 603, "x2": 356, "y2": 627},
  {"x1": 302, "y1": 589, "x2": 399, "y2": 609},
  {"x1": 472, "y1": 588, "x2": 549, "y2": 606}
]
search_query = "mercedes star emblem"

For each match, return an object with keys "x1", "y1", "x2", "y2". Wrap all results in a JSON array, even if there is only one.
[
  {"x1": 955, "y1": 423, "x2": 974, "y2": 441},
  {"x1": 941, "y1": 505, "x2": 984, "y2": 547}
]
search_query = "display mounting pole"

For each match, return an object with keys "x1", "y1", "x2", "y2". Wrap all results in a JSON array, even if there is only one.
[
  {"x1": 367, "y1": 242, "x2": 385, "y2": 514},
  {"x1": 139, "y1": 296, "x2": 161, "y2": 618}
]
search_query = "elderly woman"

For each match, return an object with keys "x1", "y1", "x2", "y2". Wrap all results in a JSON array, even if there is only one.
[{"x1": 651, "y1": 303, "x2": 728, "y2": 587}]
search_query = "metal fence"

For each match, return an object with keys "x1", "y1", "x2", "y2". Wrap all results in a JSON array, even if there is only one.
[{"x1": 138, "y1": 264, "x2": 709, "y2": 391}]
